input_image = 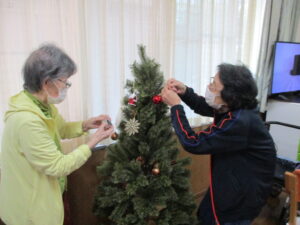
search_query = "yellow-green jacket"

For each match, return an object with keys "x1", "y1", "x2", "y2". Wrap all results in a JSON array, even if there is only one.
[{"x1": 0, "y1": 91, "x2": 91, "y2": 225}]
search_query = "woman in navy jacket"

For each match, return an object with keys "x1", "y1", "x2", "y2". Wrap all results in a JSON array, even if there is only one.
[{"x1": 161, "y1": 64, "x2": 276, "y2": 225}]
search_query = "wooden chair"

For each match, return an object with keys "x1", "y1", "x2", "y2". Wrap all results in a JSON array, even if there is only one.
[
  {"x1": 293, "y1": 169, "x2": 300, "y2": 202},
  {"x1": 284, "y1": 171, "x2": 298, "y2": 225},
  {"x1": 252, "y1": 171, "x2": 298, "y2": 225}
]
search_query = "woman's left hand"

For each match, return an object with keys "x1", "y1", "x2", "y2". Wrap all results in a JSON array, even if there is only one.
[
  {"x1": 161, "y1": 86, "x2": 181, "y2": 106},
  {"x1": 82, "y1": 114, "x2": 111, "y2": 132}
]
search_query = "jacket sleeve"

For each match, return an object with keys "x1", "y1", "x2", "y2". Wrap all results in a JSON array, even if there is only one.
[
  {"x1": 19, "y1": 115, "x2": 91, "y2": 178},
  {"x1": 179, "y1": 87, "x2": 214, "y2": 117},
  {"x1": 171, "y1": 105, "x2": 248, "y2": 155},
  {"x1": 55, "y1": 112, "x2": 85, "y2": 139}
]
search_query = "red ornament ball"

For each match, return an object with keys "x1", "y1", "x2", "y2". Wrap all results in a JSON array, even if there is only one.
[
  {"x1": 136, "y1": 156, "x2": 145, "y2": 164},
  {"x1": 152, "y1": 95, "x2": 162, "y2": 104},
  {"x1": 128, "y1": 97, "x2": 137, "y2": 106}
]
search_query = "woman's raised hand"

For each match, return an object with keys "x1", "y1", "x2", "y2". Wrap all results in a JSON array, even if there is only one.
[
  {"x1": 87, "y1": 121, "x2": 114, "y2": 149},
  {"x1": 166, "y1": 78, "x2": 186, "y2": 95}
]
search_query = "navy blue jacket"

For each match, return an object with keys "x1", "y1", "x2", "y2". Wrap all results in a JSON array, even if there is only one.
[{"x1": 171, "y1": 87, "x2": 276, "y2": 224}]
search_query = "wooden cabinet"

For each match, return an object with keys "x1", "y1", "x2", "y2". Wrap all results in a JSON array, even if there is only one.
[{"x1": 67, "y1": 149, "x2": 107, "y2": 225}]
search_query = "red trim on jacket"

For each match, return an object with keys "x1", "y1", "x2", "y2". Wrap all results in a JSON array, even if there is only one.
[
  {"x1": 210, "y1": 159, "x2": 221, "y2": 225},
  {"x1": 175, "y1": 109, "x2": 233, "y2": 225},
  {"x1": 175, "y1": 110, "x2": 233, "y2": 139},
  {"x1": 175, "y1": 110, "x2": 197, "y2": 139}
]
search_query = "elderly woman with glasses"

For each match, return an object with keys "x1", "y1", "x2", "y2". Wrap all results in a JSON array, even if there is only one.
[
  {"x1": 0, "y1": 44, "x2": 114, "y2": 225},
  {"x1": 161, "y1": 64, "x2": 276, "y2": 225}
]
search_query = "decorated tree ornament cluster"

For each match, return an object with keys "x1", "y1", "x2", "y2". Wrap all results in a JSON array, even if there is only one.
[
  {"x1": 124, "y1": 94, "x2": 163, "y2": 136},
  {"x1": 94, "y1": 46, "x2": 197, "y2": 225},
  {"x1": 128, "y1": 94, "x2": 162, "y2": 106}
]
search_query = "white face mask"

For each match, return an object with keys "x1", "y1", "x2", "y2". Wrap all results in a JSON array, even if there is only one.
[
  {"x1": 205, "y1": 86, "x2": 223, "y2": 110},
  {"x1": 47, "y1": 83, "x2": 68, "y2": 104}
]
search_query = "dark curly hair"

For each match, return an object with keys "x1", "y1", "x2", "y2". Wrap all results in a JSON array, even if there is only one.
[{"x1": 218, "y1": 63, "x2": 258, "y2": 111}]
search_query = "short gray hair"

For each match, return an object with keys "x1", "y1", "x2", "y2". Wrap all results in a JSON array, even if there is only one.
[{"x1": 23, "y1": 44, "x2": 77, "y2": 93}]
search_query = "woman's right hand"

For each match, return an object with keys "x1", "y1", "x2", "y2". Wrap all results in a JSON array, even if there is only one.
[
  {"x1": 166, "y1": 78, "x2": 187, "y2": 95},
  {"x1": 87, "y1": 122, "x2": 114, "y2": 149}
]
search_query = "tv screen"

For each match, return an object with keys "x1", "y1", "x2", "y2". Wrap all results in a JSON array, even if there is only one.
[{"x1": 271, "y1": 41, "x2": 300, "y2": 95}]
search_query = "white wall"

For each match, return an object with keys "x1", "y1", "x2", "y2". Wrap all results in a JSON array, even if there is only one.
[{"x1": 266, "y1": 100, "x2": 300, "y2": 161}]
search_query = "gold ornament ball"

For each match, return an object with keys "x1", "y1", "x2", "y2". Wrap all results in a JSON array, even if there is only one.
[
  {"x1": 111, "y1": 132, "x2": 119, "y2": 140},
  {"x1": 152, "y1": 168, "x2": 160, "y2": 175}
]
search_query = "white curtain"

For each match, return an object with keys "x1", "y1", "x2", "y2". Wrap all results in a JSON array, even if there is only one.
[
  {"x1": 82, "y1": 0, "x2": 176, "y2": 126},
  {"x1": 0, "y1": 0, "x2": 90, "y2": 139},
  {"x1": 0, "y1": 0, "x2": 267, "y2": 140},
  {"x1": 0, "y1": 0, "x2": 175, "y2": 140},
  {"x1": 174, "y1": 0, "x2": 266, "y2": 124}
]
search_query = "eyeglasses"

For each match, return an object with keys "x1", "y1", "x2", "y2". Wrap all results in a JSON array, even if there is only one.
[
  {"x1": 208, "y1": 76, "x2": 217, "y2": 91},
  {"x1": 57, "y1": 79, "x2": 72, "y2": 88}
]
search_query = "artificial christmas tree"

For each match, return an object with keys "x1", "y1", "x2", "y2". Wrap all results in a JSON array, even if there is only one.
[{"x1": 93, "y1": 46, "x2": 197, "y2": 225}]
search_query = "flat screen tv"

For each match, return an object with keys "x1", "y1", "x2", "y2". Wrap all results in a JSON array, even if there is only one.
[{"x1": 270, "y1": 41, "x2": 300, "y2": 95}]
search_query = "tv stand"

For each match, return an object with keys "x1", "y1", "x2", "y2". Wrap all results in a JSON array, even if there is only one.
[
  {"x1": 270, "y1": 92, "x2": 300, "y2": 103},
  {"x1": 277, "y1": 94, "x2": 291, "y2": 101}
]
